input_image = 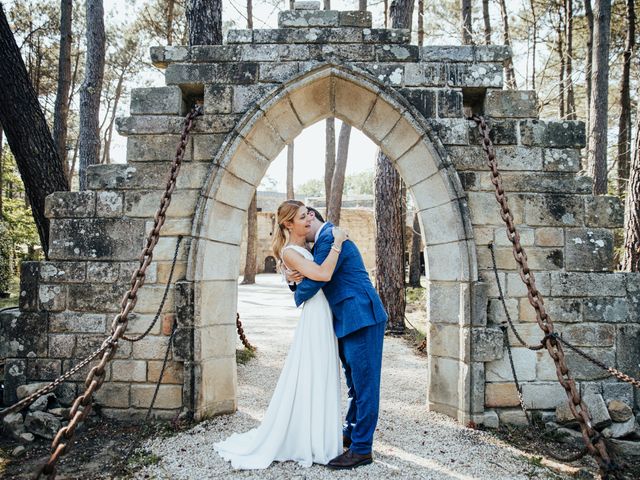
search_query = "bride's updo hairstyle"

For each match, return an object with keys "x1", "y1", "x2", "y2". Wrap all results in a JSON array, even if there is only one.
[{"x1": 272, "y1": 200, "x2": 305, "y2": 266}]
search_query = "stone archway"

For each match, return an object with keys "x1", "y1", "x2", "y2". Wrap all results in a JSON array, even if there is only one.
[{"x1": 187, "y1": 64, "x2": 480, "y2": 423}]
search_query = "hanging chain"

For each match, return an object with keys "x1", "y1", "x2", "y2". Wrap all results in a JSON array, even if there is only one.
[
  {"x1": 236, "y1": 313, "x2": 255, "y2": 351},
  {"x1": 33, "y1": 105, "x2": 203, "y2": 479},
  {"x1": 469, "y1": 114, "x2": 617, "y2": 476}
]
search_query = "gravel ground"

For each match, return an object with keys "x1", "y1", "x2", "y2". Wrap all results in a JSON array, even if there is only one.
[{"x1": 134, "y1": 275, "x2": 574, "y2": 480}]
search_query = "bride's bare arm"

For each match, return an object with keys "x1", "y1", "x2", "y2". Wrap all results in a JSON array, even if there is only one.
[{"x1": 282, "y1": 228, "x2": 346, "y2": 282}]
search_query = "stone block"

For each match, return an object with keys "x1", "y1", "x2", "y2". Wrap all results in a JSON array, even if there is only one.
[
  {"x1": 96, "y1": 191, "x2": 123, "y2": 217},
  {"x1": 259, "y1": 62, "x2": 299, "y2": 83},
  {"x1": 427, "y1": 118, "x2": 469, "y2": 145},
  {"x1": 471, "y1": 327, "x2": 504, "y2": 361},
  {"x1": 352, "y1": 63, "x2": 405, "y2": 86},
  {"x1": 524, "y1": 194, "x2": 584, "y2": 227},
  {"x1": 38, "y1": 284, "x2": 66, "y2": 311},
  {"x1": 564, "y1": 347, "x2": 615, "y2": 380},
  {"x1": 418, "y1": 201, "x2": 468, "y2": 246},
  {"x1": 467, "y1": 191, "x2": 524, "y2": 225},
  {"x1": 74, "y1": 334, "x2": 130, "y2": 359},
  {"x1": 232, "y1": 84, "x2": 279, "y2": 113},
  {"x1": 39, "y1": 262, "x2": 86, "y2": 283},
  {"x1": 124, "y1": 189, "x2": 198, "y2": 218},
  {"x1": 522, "y1": 382, "x2": 566, "y2": 409},
  {"x1": 482, "y1": 410, "x2": 500, "y2": 428},
  {"x1": 497, "y1": 409, "x2": 529, "y2": 426},
  {"x1": 565, "y1": 228, "x2": 614, "y2": 272},
  {"x1": 427, "y1": 356, "x2": 463, "y2": 408},
  {"x1": 278, "y1": 9, "x2": 339, "y2": 27},
  {"x1": 561, "y1": 323, "x2": 615, "y2": 347},
  {"x1": 294, "y1": 1, "x2": 319, "y2": 9},
  {"x1": 447, "y1": 145, "x2": 543, "y2": 171},
  {"x1": 130, "y1": 86, "x2": 184, "y2": 115},
  {"x1": 67, "y1": 283, "x2": 124, "y2": 312},
  {"x1": 447, "y1": 63, "x2": 503, "y2": 88},
  {"x1": 471, "y1": 281, "x2": 488, "y2": 326},
  {"x1": 485, "y1": 382, "x2": 519, "y2": 407},
  {"x1": 226, "y1": 29, "x2": 252, "y2": 44},
  {"x1": 19, "y1": 262, "x2": 39, "y2": 312},
  {"x1": 253, "y1": 27, "x2": 363, "y2": 44},
  {"x1": 397, "y1": 88, "x2": 436, "y2": 118},
  {"x1": 602, "y1": 383, "x2": 635, "y2": 408},
  {"x1": 148, "y1": 360, "x2": 183, "y2": 384},
  {"x1": 607, "y1": 399, "x2": 633, "y2": 423},
  {"x1": 542, "y1": 148, "x2": 581, "y2": 172},
  {"x1": 27, "y1": 358, "x2": 61, "y2": 380},
  {"x1": 189, "y1": 45, "x2": 241, "y2": 62},
  {"x1": 519, "y1": 297, "x2": 582, "y2": 323},
  {"x1": 487, "y1": 297, "x2": 518, "y2": 323},
  {"x1": 493, "y1": 226, "x2": 534, "y2": 247},
  {"x1": 86, "y1": 262, "x2": 119, "y2": 283},
  {"x1": 111, "y1": 360, "x2": 147, "y2": 382},
  {"x1": 362, "y1": 97, "x2": 402, "y2": 143},
  {"x1": 131, "y1": 384, "x2": 183, "y2": 409},
  {"x1": 150, "y1": 45, "x2": 189, "y2": 68},
  {"x1": 203, "y1": 85, "x2": 233, "y2": 114},
  {"x1": 125, "y1": 135, "x2": 192, "y2": 162},
  {"x1": 404, "y1": 63, "x2": 445, "y2": 87},
  {"x1": 363, "y1": 28, "x2": 410, "y2": 44},
  {"x1": 48, "y1": 334, "x2": 76, "y2": 358},
  {"x1": 520, "y1": 120, "x2": 586, "y2": 148},
  {"x1": 124, "y1": 314, "x2": 161, "y2": 336},
  {"x1": 49, "y1": 218, "x2": 145, "y2": 261},
  {"x1": 133, "y1": 284, "x2": 176, "y2": 314},
  {"x1": 486, "y1": 347, "x2": 536, "y2": 382},
  {"x1": 339, "y1": 10, "x2": 372, "y2": 27},
  {"x1": 420, "y1": 45, "x2": 512, "y2": 63},
  {"x1": 45, "y1": 191, "x2": 95, "y2": 218},
  {"x1": 583, "y1": 393, "x2": 611, "y2": 429},
  {"x1": 334, "y1": 77, "x2": 377, "y2": 129},
  {"x1": 3, "y1": 359, "x2": 27, "y2": 404},
  {"x1": 381, "y1": 116, "x2": 421, "y2": 160},
  {"x1": 585, "y1": 196, "x2": 624, "y2": 228},
  {"x1": 201, "y1": 202, "x2": 245, "y2": 245},
  {"x1": 119, "y1": 261, "x2": 157, "y2": 284},
  {"x1": 198, "y1": 324, "x2": 237, "y2": 359},
  {"x1": 437, "y1": 89, "x2": 463, "y2": 118},
  {"x1": 375, "y1": 44, "x2": 419, "y2": 62},
  {"x1": 49, "y1": 312, "x2": 106, "y2": 333},
  {"x1": 132, "y1": 335, "x2": 171, "y2": 360},
  {"x1": 94, "y1": 382, "x2": 131, "y2": 408},
  {"x1": 535, "y1": 227, "x2": 564, "y2": 247},
  {"x1": 24, "y1": 411, "x2": 61, "y2": 440},
  {"x1": 425, "y1": 281, "x2": 461, "y2": 324},
  {"x1": 581, "y1": 298, "x2": 629, "y2": 323},
  {"x1": 616, "y1": 324, "x2": 640, "y2": 381},
  {"x1": 606, "y1": 439, "x2": 640, "y2": 458},
  {"x1": 0, "y1": 311, "x2": 48, "y2": 357},
  {"x1": 469, "y1": 119, "x2": 518, "y2": 145},
  {"x1": 550, "y1": 272, "x2": 626, "y2": 297},
  {"x1": 506, "y1": 271, "x2": 551, "y2": 297},
  {"x1": 484, "y1": 90, "x2": 537, "y2": 118},
  {"x1": 165, "y1": 63, "x2": 258, "y2": 86}
]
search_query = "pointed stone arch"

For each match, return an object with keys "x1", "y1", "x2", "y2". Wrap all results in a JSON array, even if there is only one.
[{"x1": 187, "y1": 64, "x2": 481, "y2": 423}]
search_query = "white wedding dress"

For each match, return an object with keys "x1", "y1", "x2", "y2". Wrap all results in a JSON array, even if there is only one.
[{"x1": 214, "y1": 245, "x2": 342, "y2": 469}]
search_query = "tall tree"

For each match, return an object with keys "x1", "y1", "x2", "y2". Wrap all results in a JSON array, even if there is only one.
[
  {"x1": 564, "y1": 0, "x2": 576, "y2": 119},
  {"x1": 166, "y1": 0, "x2": 176, "y2": 44},
  {"x1": 187, "y1": 0, "x2": 222, "y2": 45},
  {"x1": 623, "y1": 107, "x2": 640, "y2": 271},
  {"x1": 324, "y1": 0, "x2": 331, "y2": 9},
  {"x1": 584, "y1": 0, "x2": 594, "y2": 154},
  {"x1": 529, "y1": 0, "x2": 537, "y2": 90},
  {"x1": 242, "y1": 192, "x2": 258, "y2": 284},
  {"x1": 325, "y1": 117, "x2": 335, "y2": 201},
  {"x1": 376, "y1": 0, "x2": 413, "y2": 334},
  {"x1": 418, "y1": 0, "x2": 424, "y2": 46},
  {"x1": 460, "y1": 0, "x2": 473, "y2": 44},
  {"x1": 616, "y1": 0, "x2": 635, "y2": 194},
  {"x1": 498, "y1": 0, "x2": 517, "y2": 89},
  {"x1": 78, "y1": 0, "x2": 105, "y2": 190},
  {"x1": 588, "y1": 0, "x2": 611, "y2": 195},
  {"x1": 0, "y1": 4, "x2": 69, "y2": 255},
  {"x1": 326, "y1": 122, "x2": 351, "y2": 225},
  {"x1": 0, "y1": 126, "x2": 3, "y2": 218},
  {"x1": 408, "y1": 213, "x2": 422, "y2": 287},
  {"x1": 286, "y1": 142, "x2": 294, "y2": 199},
  {"x1": 482, "y1": 0, "x2": 491, "y2": 45},
  {"x1": 359, "y1": 0, "x2": 367, "y2": 10},
  {"x1": 53, "y1": 0, "x2": 72, "y2": 181},
  {"x1": 555, "y1": 5, "x2": 565, "y2": 118},
  {"x1": 246, "y1": 0, "x2": 253, "y2": 30}
]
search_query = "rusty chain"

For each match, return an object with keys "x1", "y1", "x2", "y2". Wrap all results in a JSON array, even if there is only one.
[
  {"x1": 236, "y1": 313, "x2": 255, "y2": 351},
  {"x1": 33, "y1": 105, "x2": 203, "y2": 479},
  {"x1": 470, "y1": 115, "x2": 617, "y2": 476}
]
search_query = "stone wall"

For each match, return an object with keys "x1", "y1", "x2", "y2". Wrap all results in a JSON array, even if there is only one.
[{"x1": 2, "y1": 4, "x2": 638, "y2": 427}]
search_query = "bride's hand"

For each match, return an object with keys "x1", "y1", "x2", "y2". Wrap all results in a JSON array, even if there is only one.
[{"x1": 332, "y1": 226, "x2": 348, "y2": 245}]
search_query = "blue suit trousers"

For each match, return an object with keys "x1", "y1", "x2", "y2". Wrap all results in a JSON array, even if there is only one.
[{"x1": 339, "y1": 320, "x2": 386, "y2": 455}]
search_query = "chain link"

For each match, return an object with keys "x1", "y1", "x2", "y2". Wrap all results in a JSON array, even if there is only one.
[
  {"x1": 33, "y1": 105, "x2": 203, "y2": 479},
  {"x1": 470, "y1": 114, "x2": 617, "y2": 476},
  {"x1": 236, "y1": 313, "x2": 255, "y2": 351}
]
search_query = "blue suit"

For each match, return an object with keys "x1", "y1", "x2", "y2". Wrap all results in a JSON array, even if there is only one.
[{"x1": 294, "y1": 223, "x2": 387, "y2": 455}]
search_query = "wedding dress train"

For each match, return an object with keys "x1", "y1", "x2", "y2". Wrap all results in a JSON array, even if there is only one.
[{"x1": 214, "y1": 245, "x2": 342, "y2": 469}]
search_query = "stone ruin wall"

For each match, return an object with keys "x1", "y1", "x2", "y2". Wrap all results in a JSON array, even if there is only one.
[{"x1": 1, "y1": 6, "x2": 638, "y2": 430}]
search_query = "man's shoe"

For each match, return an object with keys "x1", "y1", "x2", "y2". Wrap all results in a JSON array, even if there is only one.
[
  {"x1": 326, "y1": 450, "x2": 373, "y2": 470},
  {"x1": 343, "y1": 435, "x2": 352, "y2": 449}
]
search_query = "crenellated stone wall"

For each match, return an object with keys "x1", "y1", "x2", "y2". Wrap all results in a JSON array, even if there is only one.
[{"x1": 2, "y1": 4, "x2": 638, "y2": 429}]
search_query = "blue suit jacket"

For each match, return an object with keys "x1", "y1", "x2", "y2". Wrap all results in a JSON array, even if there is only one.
[{"x1": 294, "y1": 223, "x2": 388, "y2": 338}]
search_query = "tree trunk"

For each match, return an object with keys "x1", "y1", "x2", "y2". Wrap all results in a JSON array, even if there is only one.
[
  {"x1": 498, "y1": 0, "x2": 517, "y2": 89},
  {"x1": 187, "y1": 0, "x2": 222, "y2": 45},
  {"x1": 166, "y1": 0, "x2": 175, "y2": 45},
  {"x1": 616, "y1": 0, "x2": 635, "y2": 195},
  {"x1": 325, "y1": 117, "x2": 335, "y2": 201},
  {"x1": 0, "y1": 5, "x2": 69, "y2": 255},
  {"x1": 246, "y1": 0, "x2": 253, "y2": 29},
  {"x1": 482, "y1": 0, "x2": 491, "y2": 45},
  {"x1": 588, "y1": 0, "x2": 611, "y2": 195},
  {"x1": 418, "y1": 0, "x2": 424, "y2": 46},
  {"x1": 530, "y1": 0, "x2": 537, "y2": 90},
  {"x1": 585, "y1": 0, "x2": 594, "y2": 152},
  {"x1": 286, "y1": 142, "x2": 294, "y2": 199},
  {"x1": 242, "y1": 192, "x2": 258, "y2": 284},
  {"x1": 324, "y1": 0, "x2": 331, "y2": 9},
  {"x1": 565, "y1": 0, "x2": 576, "y2": 119},
  {"x1": 0, "y1": 125, "x2": 3, "y2": 218},
  {"x1": 622, "y1": 107, "x2": 640, "y2": 270},
  {"x1": 460, "y1": 0, "x2": 473, "y2": 44},
  {"x1": 53, "y1": 0, "x2": 72, "y2": 180},
  {"x1": 327, "y1": 122, "x2": 351, "y2": 225},
  {"x1": 384, "y1": 0, "x2": 389, "y2": 28},
  {"x1": 408, "y1": 213, "x2": 422, "y2": 287},
  {"x1": 101, "y1": 69, "x2": 127, "y2": 165},
  {"x1": 556, "y1": 7, "x2": 565, "y2": 119},
  {"x1": 390, "y1": 0, "x2": 414, "y2": 33},
  {"x1": 78, "y1": 0, "x2": 105, "y2": 191},
  {"x1": 375, "y1": 150, "x2": 405, "y2": 333},
  {"x1": 359, "y1": 0, "x2": 367, "y2": 11}
]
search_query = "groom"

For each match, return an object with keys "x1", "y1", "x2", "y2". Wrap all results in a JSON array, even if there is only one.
[{"x1": 288, "y1": 207, "x2": 387, "y2": 470}]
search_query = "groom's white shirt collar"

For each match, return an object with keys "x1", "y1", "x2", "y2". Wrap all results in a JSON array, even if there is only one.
[{"x1": 314, "y1": 222, "x2": 327, "y2": 244}]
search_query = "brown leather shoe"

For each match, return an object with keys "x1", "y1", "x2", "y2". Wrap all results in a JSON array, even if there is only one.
[
  {"x1": 327, "y1": 449, "x2": 373, "y2": 470},
  {"x1": 343, "y1": 435, "x2": 352, "y2": 449}
]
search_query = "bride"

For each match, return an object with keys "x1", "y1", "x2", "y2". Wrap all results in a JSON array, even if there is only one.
[{"x1": 214, "y1": 200, "x2": 348, "y2": 469}]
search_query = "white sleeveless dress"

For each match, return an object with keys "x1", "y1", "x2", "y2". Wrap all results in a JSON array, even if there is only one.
[{"x1": 214, "y1": 245, "x2": 342, "y2": 469}]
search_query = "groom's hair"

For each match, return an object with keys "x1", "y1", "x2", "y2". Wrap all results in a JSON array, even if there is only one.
[{"x1": 307, "y1": 207, "x2": 325, "y2": 223}]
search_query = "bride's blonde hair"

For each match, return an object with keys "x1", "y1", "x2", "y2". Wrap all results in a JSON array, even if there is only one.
[{"x1": 272, "y1": 200, "x2": 305, "y2": 266}]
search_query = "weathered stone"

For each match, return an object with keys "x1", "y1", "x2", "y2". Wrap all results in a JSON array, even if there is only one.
[
  {"x1": 468, "y1": 119, "x2": 517, "y2": 145},
  {"x1": 278, "y1": 9, "x2": 339, "y2": 28},
  {"x1": 293, "y1": 0, "x2": 319, "y2": 9},
  {"x1": 404, "y1": 63, "x2": 445, "y2": 86},
  {"x1": 226, "y1": 29, "x2": 253, "y2": 44},
  {"x1": 519, "y1": 297, "x2": 582, "y2": 323},
  {"x1": 561, "y1": 323, "x2": 615, "y2": 347},
  {"x1": 0, "y1": 311, "x2": 48, "y2": 357},
  {"x1": 437, "y1": 89, "x2": 463, "y2": 118},
  {"x1": 94, "y1": 383, "x2": 131, "y2": 408},
  {"x1": 608, "y1": 400, "x2": 633, "y2": 423},
  {"x1": 96, "y1": 191, "x2": 123, "y2": 217},
  {"x1": 583, "y1": 393, "x2": 612, "y2": 429},
  {"x1": 259, "y1": 62, "x2": 299, "y2": 83},
  {"x1": 131, "y1": 384, "x2": 182, "y2": 409},
  {"x1": 397, "y1": 88, "x2": 435, "y2": 118},
  {"x1": 130, "y1": 86, "x2": 184, "y2": 115},
  {"x1": 375, "y1": 44, "x2": 419, "y2": 62},
  {"x1": 48, "y1": 334, "x2": 76, "y2": 358},
  {"x1": 447, "y1": 145, "x2": 543, "y2": 171},
  {"x1": 484, "y1": 90, "x2": 537, "y2": 118},
  {"x1": 362, "y1": 28, "x2": 410, "y2": 44},
  {"x1": 67, "y1": 283, "x2": 126, "y2": 312},
  {"x1": 19, "y1": 261, "x2": 40, "y2": 312},
  {"x1": 555, "y1": 401, "x2": 579, "y2": 425},
  {"x1": 520, "y1": 120, "x2": 586, "y2": 148},
  {"x1": 565, "y1": 228, "x2": 614, "y2": 272},
  {"x1": 352, "y1": 62, "x2": 405, "y2": 85},
  {"x1": 253, "y1": 27, "x2": 363, "y2": 44},
  {"x1": 550, "y1": 272, "x2": 626, "y2": 297},
  {"x1": 616, "y1": 324, "x2": 640, "y2": 381},
  {"x1": 2, "y1": 412, "x2": 26, "y2": 440},
  {"x1": 39, "y1": 262, "x2": 86, "y2": 283},
  {"x1": 203, "y1": 85, "x2": 233, "y2": 114},
  {"x1": 124, "y1": 135, "x2": 192, "y2": 162},
  {"x1": 496, "y1": 409, "x2": 528, "y2": 426},
  {"x1": 19, "y1": 432, "x2": 35, "y2": 443},
  {"x1": 189, "y1": 45, "x2": 241, "y2": 62},
  {"x1": 150, "y1": 46, "x2": 189, "y2": 68},
  {"x1": 49, "y1": 311, "x2": 106, "y2": 333},
  {"x1": 11, "y1": 446, "x2": 26, "y2": 458},
  {"x1": 420, "y1": 45, "x2": 512, "y2": 63},
  {"x1": 111, "y1": 360, "x2": 147, "y2": 382},
  {"x1": 27, "y1": 358, "x2": 62, "y2": 380},
  {"x1": 583, "y1": 297, "x2": 629, "y2": 322},
  {"x1": 534, "y1": 227, "x2": 564, "y2": 247},
  {"x1": 50, "y1": 218, "x2": 146, "y2": 261},
  {"x1": 555, "y1": 427, "x2": 585, "y2": 448},
  {"x1": 602, "y1": 383, "x2": 634, "y2": 408},
  {"x1": 86, "y1": 261, "x2": 120, "y2": 283},
  {"x1": 28, "y1": 393, "x2": 55, "y2": 412},
  {"x1": 525, "y1": 194, "x2": 583, "y2": 227},
  {"x1": 427, "y1": 119, "x2": 469, "y2": 145},
  {"x1": 486, "y1": 347, "x2": 536, "y2": 382},
  {"x1": 165, "y1": 62, "x2": 258, "y2": 85},
  {"x1": 565, "y1": 348, "x2": 616, "y2": 380},
  {"x1": 54, "y1": 383, "x2": 76, "y2": 407},
  {"x1": 338, "y1": 10, "x2": 372, "y2": 27},
  {"x1": 522, "y1": 382, "x2": 566, "y2": 409},
  {"x1": 606, "y1": 439, "x2": 640, "y2": 458},
  {"x1": 24, "y1": 411, "x2": 62, "y2": 439},
  {"x1": 309, "y1": 44, "x2": 375, "y2": 62},
  {"x1": 485, "y1": 382, "x2": 519, "y2": 407},
  {"x1": 447, "y1": 63, "x2": 503, "y2": 88},
  {"x1": 542, "y1": 148, "x2": 581, "y2": 172},
  {"x1": 609, "y1": 417, "x2": 636, "y2": 438},
  {"x1": 232, "y1": 84, "x2": 279, "y2": 113},
  {"x1": 482, "y1": 410, "x2": 500, "y2": 428},
  {"x1": 45, "y1": 191, "x2": 95, "y2": 218},
  {"x1": 584, "y1": 196, "x2": 624, "y2": 228},
  {"x1": 48, "y1": 408, "x2": 71, "y2": 420}
]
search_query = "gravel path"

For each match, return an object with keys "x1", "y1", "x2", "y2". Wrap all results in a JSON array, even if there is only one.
[{"x1": 135, "y1": 274, "x2": 571, "y2": 479}]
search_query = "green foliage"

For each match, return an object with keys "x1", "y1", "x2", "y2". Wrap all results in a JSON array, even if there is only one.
[
  {"x1": 344, "y1": 170, "x2": 374, "y2": 196},
  {"x1": 0, "y1": 221, "x2": 11, "y2": 294},
  {"x1": 296, "y1": 178, "x2": 324, "y2": 198},
  {"x1": 236, "y1": 347, "x2": 256, "y2": 365}
]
